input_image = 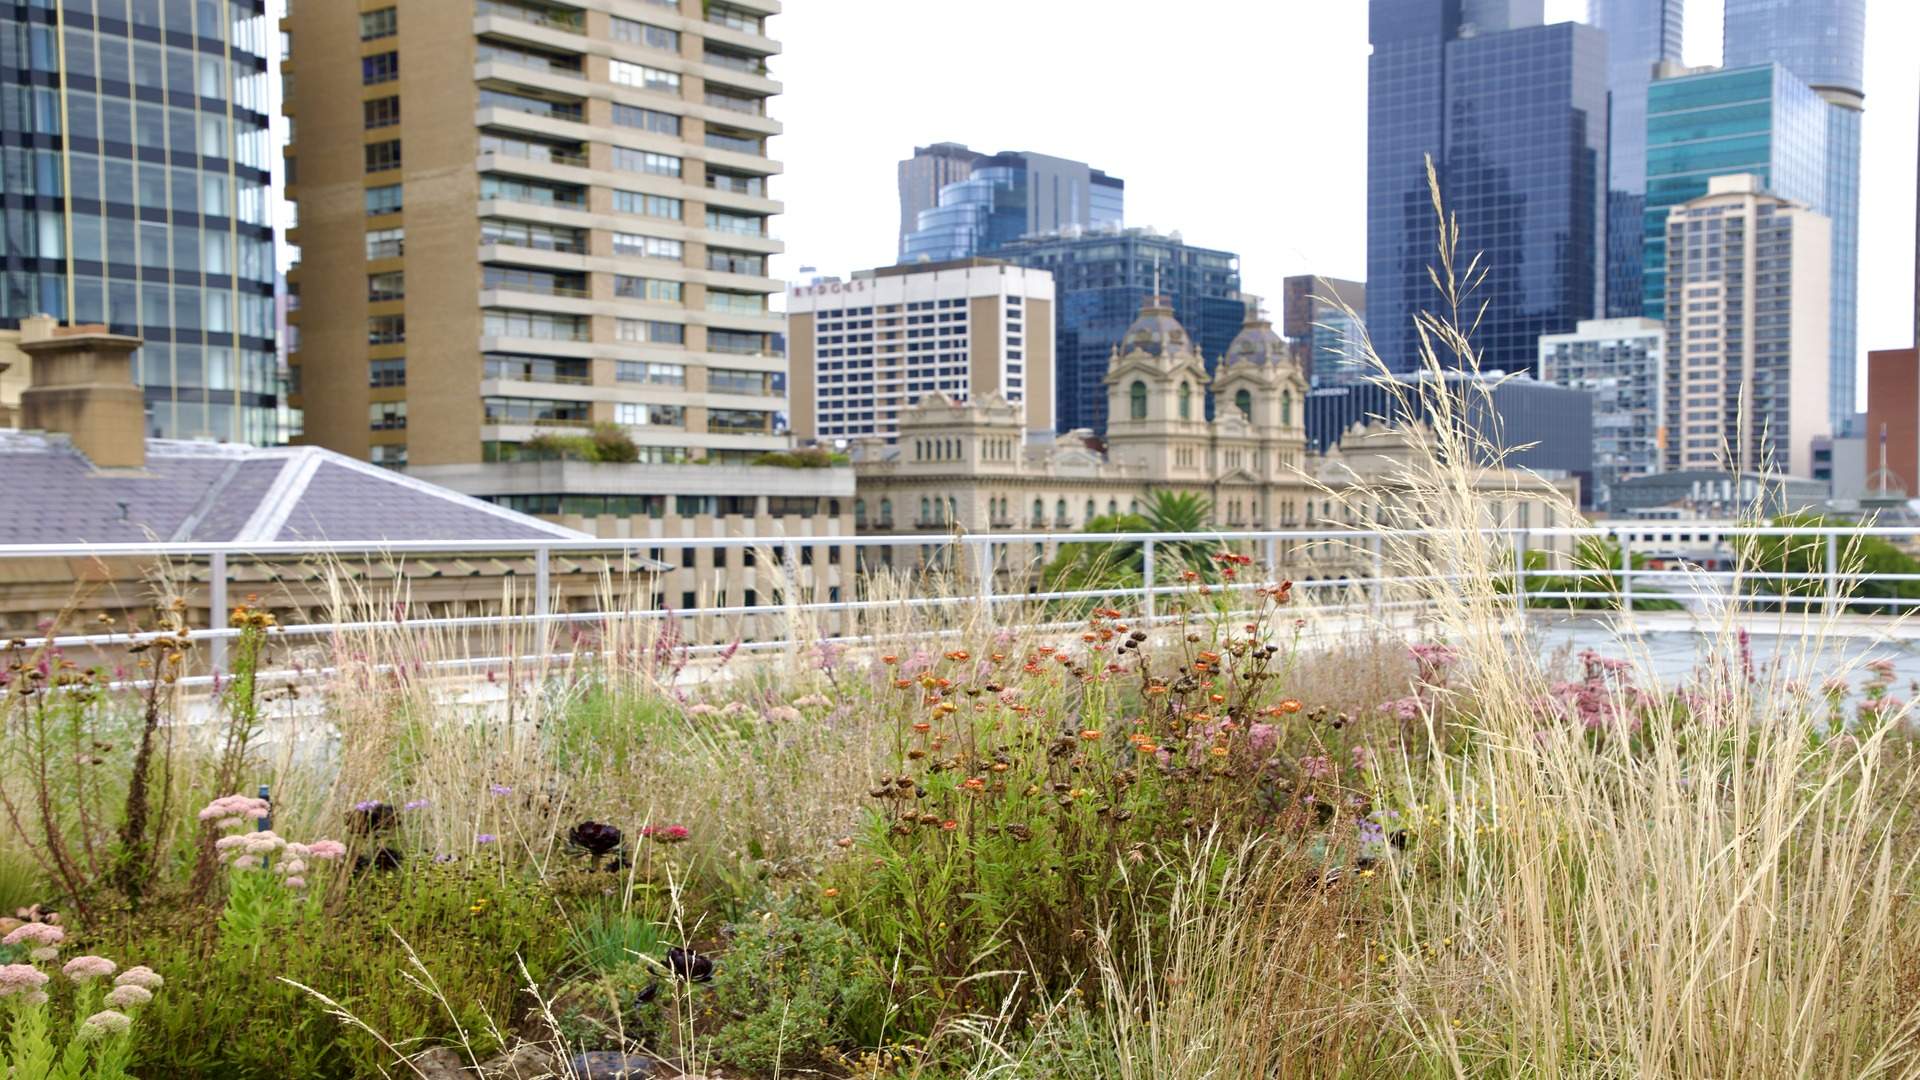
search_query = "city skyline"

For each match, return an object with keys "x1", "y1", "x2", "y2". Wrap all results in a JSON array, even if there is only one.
[{"x1": 776, "y1": 0, "x2": 1918, "y2": 405}]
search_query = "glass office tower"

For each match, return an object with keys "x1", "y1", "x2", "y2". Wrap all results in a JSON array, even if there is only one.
[
  {"x1": 1365, "y1": 2, "x2": 1608, "y2": 376},
  {"x1": 995, "y1": 228, "x2": 1241, "y2": 435},
  {"x1": 1642, "y1": 64, "x2": 1828, "y2": 322},
  {"x1": 1589, "y1": 0, "x2": 1685, "y2": 318},
  {"x1": 899, "y1": 150, "x2": 1123, "y2": 265},
  {"x1": 1723, "y1": 0, "x2": 1866, "y2": 431},
  {"x1": 1, "y1": 0, "x2": 279, "y2": 444}
]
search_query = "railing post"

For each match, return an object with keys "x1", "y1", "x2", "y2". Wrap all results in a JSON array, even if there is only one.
[
  {"x1": 1825, "y1": 532, "x2": 1839, "y2": 617},
  {"x1": 1370, "y1": 533, "x2": 1384, "y2": 617},
  {"x1": 1141, "y1": 538, "x2": 1156, "y2": 623},
  {"x1": 533, "y1": 545, "x2": 550, "y2": 647},
  {"x1": 1263, "y1": 535, "x2": 1278, "y2": 578},
  {"x1": 1512, "y1": 529, "x2": 1527, "y2": 612},
  {"x1": 209, "y1": 550, "x2": 228, "y2": 675},
  {"x1": 1619, "y1": 530, "x2": 1634, "y2": 614},
  {"x1": 974, "y1": 539, "x2": 994, "y2": 611}
]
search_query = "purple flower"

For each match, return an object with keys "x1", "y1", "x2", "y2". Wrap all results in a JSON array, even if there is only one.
[
  {"x1": 403, "y1": 799, "x2": 429, "y2": 811},
  {"x1": 353, "y1": 800, "x2": 381, "y2": 813},
  {"x1": 476, "y1": 834, "x2": 498, "y2": 845},
  {"x1": 488, "y1": 784, "x2": 512, "y2": 797}
]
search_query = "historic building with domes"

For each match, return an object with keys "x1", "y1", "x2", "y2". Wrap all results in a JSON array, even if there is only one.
[{"x1": 849, "y1": 296, "x2": 1577, "y2": 577}]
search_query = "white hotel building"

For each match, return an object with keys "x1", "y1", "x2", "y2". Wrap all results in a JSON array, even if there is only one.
[{"x1": 787, "y1": 259, "x2": 1056, "y2": 444}]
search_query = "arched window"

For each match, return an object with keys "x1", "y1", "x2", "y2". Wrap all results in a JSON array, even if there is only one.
[
  {"x1": 1056, "y1": 498, "x2": 1068, "y2": 522},
  {"x1": 828, "y1": 499, "x2": 841, "y2": 516},
  {"x1": 947, "y1": 496, "x2": 957, "y2": 521},
  {"x1": 879, "y1": 497, "x2": 892, "y2": 523},
  {"x1": 920, "y1": 496, "x2": 931, "y2": 523},
  {"x1": 1129, "y1": 380, "x2": 1147, "y2": 420},
  {"x1": 1235, "y1": 388, "x2": 1252, "y2": 420},
  {"x1": 1178, "y1": 382, "x2": 1192, "y2": 420},
  {"x1": 1033, "y1": 498, "x2": 1045, "y2": 522},
  {"x1": 1280, "y1": 391, "x2": 1293, "y2": 426},
  {"x1": 1108, "y1": 498, "x2": 1118, "y2": 515},
  {"x1": 1129, "y1": 498, "x2": 1140, "y2": 514},
  {"x1": 1085, "y1": 499, "x2": 1097, "y2": 522},
  {"x1": 854, "y1": 499, "x2": 867, "y2": 524}
]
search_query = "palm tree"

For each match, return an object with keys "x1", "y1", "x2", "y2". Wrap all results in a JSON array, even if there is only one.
[{"x1": 1041, "y1": 490, "x2": 1215, "y2": 596}]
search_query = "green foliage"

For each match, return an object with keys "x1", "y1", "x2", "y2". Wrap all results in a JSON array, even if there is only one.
[
  {"x1": 1737, "y1": 513, "x2": 1920, "y2": 614},
  {"x1": 749, "y1": 447, "x2": 850, "y2": 468},
  {"x1": 1041, "y1": 491, "x2": 1222, "y2": 599},
  {"x1": 1517, "y1": 538, "x2": 1684, "y2": 611},
  {"x1": 706, "y1": 913, "x2": 886, "y2": 1071},
  {"x1": 523, "y1": 422, "x2": 639, "y2": 464},
  {"x1": 571, "y1": 907, "x2": 663, "y2": 976}
]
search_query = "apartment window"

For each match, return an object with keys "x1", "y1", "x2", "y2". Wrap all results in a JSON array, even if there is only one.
[
  {"x1": 609, "y1": 60, "x2": 679, "y2": 94},
  {"x1": 707, "y1": 248, "x2": 765, "y2": 276},
  {"x1": 612, "y1": 147, "x2": 681, "y2": 177},
  {"x1": 367, "y1": 271, "x2": 405, "y2": 301},
  {"x1": 707, "y1": 3, "x2": 763, "y2": 33},
  {"x1": 364, "y1": 183, "x2": 403, "y2": 216},
  {"x1": 363, "y1": 96, "x2": 400, "y2": 129},
  {"x1": 611, "y1": 104, "x2": 680, "y2": 135},
  {"x1": 616, "y1": 360, "x2": 686, "y2": 385},
  {"x1": 479, "y1": 176, "x2": 585, "y2": 208},
  {"x1": 705, "y1": 290, "x2": 764, "y2": 315},
  {"x1": 611, "y1": 233, "x2": 682, "y2": 260},
  {"x1": 615, "y1": 318, "x2": 685, "y2": 345},
  {"x1": 482, "y1": 309, "x2": 590, "y2": 341},
  {"x1": 369, "y1": 401, "x2": 407, "y2": 430},
  {"x1": 708, "y1": 408, "x2": 770, "y2": 434},
  {"x1": 483, "y1": 265, "x2": 585, "y2": 296},
  {"x1": 706, "y1": 168, "x2": 764, "y2": 197},
  {"x1": 613, "y1": 190, "x2": 682, "y2": 219},
  {"x1": 709, "y1": 368, "x2": 771, "y2": 395},
  {"x1": 365, "y1": 227, "x2": 404, "y2": 259},
  {"x1": 704, "y1": 128, "x2": 762, "y2": 155},
  {"x1": 361, "y1": 52, "x2": 399, "y2": 85},
  {"x1": 615, "y1": 402, "x2": 685, "y2": 427},
  {"x1": 485, "y1": 354, "x2": 590, "y2": 384},
  {"x1": 611, "y1": 17, "x2": 679, "y2": 51},
  {"x1": 614, "y1": 276, "x2": 683, "y2": 303},
  {"x1": 705, "y1": 209, "x2": 764, "y2": 236},
  {"x1": 476, "y1": 88, "x2": 582, "y2": 122},
  {"x1": 703, "y1": 87, "x2": 763, "y2": 116},
  {"x1": 370, "y1": 444, "x2": 407, "y2": 469},
  {"x1": 475, "y1": 39, "x2": 582, "y2": 74},
  {"x1": 359, "y1": 8, "x2": 397, "y2": 40},
  {"x1": 482, "y1": 397, "x2": 591, "y2": 425},
  {"x1": 369, "y1": 358, "x2": 406, "y2": 387},
  {"x1": 709, "y1": 329, "x2": 768, "y2": 355},
  {"x1": 481, "y1": 218, "x2": 585, "y2": 253},
  {"x1": 367, "y1": 314, "x2": 406, "y2": 344},
  {"x1": 364, "y1": 139, "x2": 402, "y2": 173}
]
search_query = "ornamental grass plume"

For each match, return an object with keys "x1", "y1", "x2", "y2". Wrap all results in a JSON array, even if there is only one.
[{"x1": 61, "y1": 955, "x2": 116, "y2": 982}]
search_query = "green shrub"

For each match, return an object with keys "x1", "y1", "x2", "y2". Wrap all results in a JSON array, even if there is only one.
[
  {"x1": 749, "y1": 447, "x2": 849, "y2": 469},
  {"x1": 706, "y1": 913, "x2": 885, "y2": 1071}
]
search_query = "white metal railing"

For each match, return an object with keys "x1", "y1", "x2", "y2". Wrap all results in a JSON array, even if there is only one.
[{"x1": 1, "y1": 524, "x2": 1914, "y2": 689}]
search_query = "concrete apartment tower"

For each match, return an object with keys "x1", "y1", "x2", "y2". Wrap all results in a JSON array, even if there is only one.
[
  {"x1": 1661, "y1": 175, "x2": 1830, "y2": 479},
  {"x1": 285, "y1": 0, "x2": 787, "y2": 471}
]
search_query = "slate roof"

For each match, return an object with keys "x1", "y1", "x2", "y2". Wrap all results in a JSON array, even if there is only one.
[{"x1": 0, "y1": 432, "x2": 592, "y2": 547}]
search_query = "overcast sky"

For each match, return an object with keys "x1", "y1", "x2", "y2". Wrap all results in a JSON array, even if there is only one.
[{"x1": 775, "y1": 0, "x2": 1920, "y2": 390}]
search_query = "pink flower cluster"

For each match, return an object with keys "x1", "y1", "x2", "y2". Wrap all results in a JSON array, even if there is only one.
[
  {"x1": 197, "y1": 794, "x2": 271, "y2": 830},
  {"x1": 0, "y1": 963, "x2": 49, "y2": 997},
  {"x1": 213, "y1": 830, "x2": 345, "y2": 890},
  {"x1": 1, "y1": 922, "x2": 64, "y2": 948},
  {"x1": 641, "y1": 824, "x2": 690, "y2": 844},
  {"x1": 62, "y1": 955, "x2": 116, "y2": 982}
]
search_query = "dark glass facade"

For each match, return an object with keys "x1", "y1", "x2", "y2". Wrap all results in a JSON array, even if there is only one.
[
  {"x1": 2, "y1": 0, "x2": 278, "y2": 444},
  {"x1": 1366, "y1": 3, "x2": 1608, "y2": 377},
  {"x1": 1723, "y1": 0, "x2": 1865, "y2": 433},
  {"x1": 1305, "y1": 374, "x2": 1595, "y2": 503},
  {"x1": 994, "y1": 230, "x2": 1241, "y2": 435},
  {"x1": 899, "y1": 149, "x2": 1123, "y2": 265},
  {"x1": 1590, "y1": 0, "x2": 1685, "y2": 318}
]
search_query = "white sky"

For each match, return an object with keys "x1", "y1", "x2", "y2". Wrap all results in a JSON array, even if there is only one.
[{"x1": 774, "y1": 0, "x2": 1920, "y2": 390}]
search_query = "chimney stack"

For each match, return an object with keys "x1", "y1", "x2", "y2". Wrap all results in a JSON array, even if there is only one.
[{"x1": 18, "y1": 315, "x2": 147, "y2": 469}]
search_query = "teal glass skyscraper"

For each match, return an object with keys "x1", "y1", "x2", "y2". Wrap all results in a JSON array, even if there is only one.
[
  {"x1": 1589, "y1": 0, "x2": 1685, "y2": 318},
  {"x1": 1643, "y1": 64, "x2": 1828, "y2": 321},
  {"x1": 1723, "y1": 0, "x2": 1866, "y2": 431},
  {"x1": 1366, "y1": 1, "x2": 1608, "y2": 376},
  {"x1": 1, "y1": 0, "x2": 280, "y2": 444}
]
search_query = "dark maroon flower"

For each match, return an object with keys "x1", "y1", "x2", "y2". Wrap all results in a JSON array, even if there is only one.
[{"x1": 568, "y1": 820, "x2": 623, "y2": 859}]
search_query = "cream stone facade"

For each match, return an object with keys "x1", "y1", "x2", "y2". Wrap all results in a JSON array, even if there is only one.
[{"x1": 851, "y1": 297, "x2": 1578, "y2": 580}]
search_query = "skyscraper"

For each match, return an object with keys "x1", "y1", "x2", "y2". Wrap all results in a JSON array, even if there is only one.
[
  {"x1": 1662, "y1": 175, "x2": 1830, "y2": 478},
  {"x1": 1588, "y1": 0, "x2": 1685, "y2": 318},
  {"x1": 1642, "y1": 64, "x2": 1829, "y2": 322},
  {"x1": 993, "y1": 229, "x2": 1241, "y2": 435},
  {"x1": 1366, "y1": 2, "x2": 1608, "y2": 376},
  {"x1": 897, "y1": 143, "x2": 976, "y2": 260},
  {"x1": 1538, "y1": 317, "x2": 1665, "y2": 509},
  {"x1": 0, "y1": 0, "x2": 280, "y2": 444},
  {"x1": 899, "y1": 150, "x2": 1123, "y2": 264},
  {"x1": 1281, "y1": 276, "x2": 1367, "y2": 387},
  {"x1": 1723, "y1": 0, "x2": 1866, "y2": 433}
]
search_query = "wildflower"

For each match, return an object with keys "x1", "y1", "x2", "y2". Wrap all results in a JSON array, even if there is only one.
[
  {"x1": 1, "y1": 923, "x2": 62, "y2": 948},
  {"x1": 197, "y1": 794, "x2": 270, "y2": 825},
  {"x1": 569, "y1": 820, "x2": 624, "y2": 858},
  {"x1": 115, "y1": 967, "x2": 163, "y2": 990},
  {"x1": 306, "y1": 840, "x2": 346, "y2": 861},
  {"x1": 488, "y1": 784, "x2": 513, "y2": 797},
  {"x1": 648, "y1": 825, "x2": 690, "y2": 844},
  {"x1": 403, "y1": 799, "x2": 429, "y2": 811},
  {"x1": 688, "y1": 703, "x2": 717, "y2": 717},
  {"x1": 62, "y1": 956, "x2": 117, "y2": 982},
  {"x1": 278, "y1": 859, "x2": 307, "y2": 876},
  {"x1": 104, "y1": 984, "x2": 152, "y2": 1008},
  {"x1": 78, "y1": 1010, "x2": 133, "y2": 1039},
  {"x1": 764, "y1": 705, "x2": 802, "y2": 723},
  {"x1": 940, "y1": 820, "x2": 958, "y2": 831},
  {"x1": 1079, "y1": 729, "x2": 1102, "y2": 741},
  {"x1": 1275, "y1": 698, "x2": 1302, "y2": 714},
  {"x1": 1298, "y1": 755, "x2": 1334, "y2": 781},
  {"x1": 0, "y1": 964, "x2": 49, "y2": 996},
  {"x1": 822, "y1": 887, "x2": 840, "y2": 898},
  {"x1": 945, "y1": 650, "x2": 970, "y2": 662},
  {"x1": 352, "y1": 800, "x2": 383, "y2": 813}
]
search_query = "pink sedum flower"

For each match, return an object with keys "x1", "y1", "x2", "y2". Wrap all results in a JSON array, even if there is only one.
[
  {"x1": 114, "y1": 967, "x2": 163, "y2": 990},
  {"x1": 306, "y1": 840, "x2": 346, "y2": 861},
  {"x1": 28, "y1": 947, "x2": 58, "y2": 962},
  {"x1": 284, "y1": 876, "x2": 307, "y2": 890},
  {"x1": 78, "y1": 1010, "x2": 133, "y2": 1039},
  {"x1": 0, "y1": 964, "x2": 49, "y2": 996},
  {"x1": 1, "y1": 923, "x2": 63, "y2": 947},
  {"x1": 104, "y1": 984, "x2": 152, "y2": 1008},
  {"x1": 62, "y1": 955, "x2": 116, "y2": 982}
]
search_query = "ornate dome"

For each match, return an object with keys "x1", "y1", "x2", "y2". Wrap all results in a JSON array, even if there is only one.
[
  {"x1": 1118, "y1": 296, "x2": 1192, "y2": 358},
  {"x1": 1222, "y1": 311, "x2": 1287, "y2": 366}
]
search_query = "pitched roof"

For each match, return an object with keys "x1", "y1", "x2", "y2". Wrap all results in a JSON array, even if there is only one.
[{"x1": 0, "y1": 432, "x2": 592, "y2": 546}]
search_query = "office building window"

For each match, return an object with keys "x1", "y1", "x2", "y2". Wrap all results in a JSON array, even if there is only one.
[
  {"x1": 363, "y1": 96, "x2": 400, "y2": 129},
  {"x1": 368, "y1": 401, "x2": 407, "y2": 430},
  {"x1": 359, "y1": 9, "x2": 397, "y2": 40},
  {"x1": 361, "y1": 52, "x2": 398, "y2": 85},
  {"x1": 367, "y1": 271, "x2": 404, "y2": 301},
  {"x1": 365, "y1": 227, "x2": 404, "y2": 259},
  {"x1": 364, "y1": 183, "x2": 403, "y2": 216}
]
